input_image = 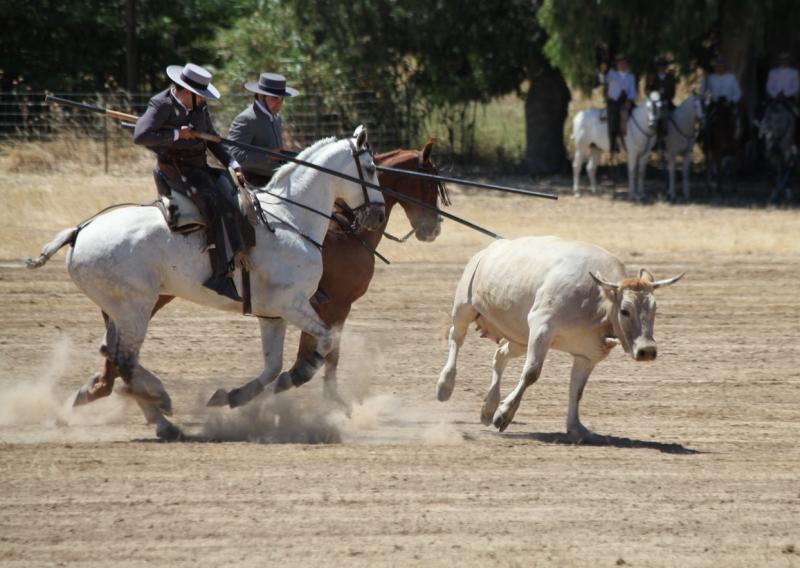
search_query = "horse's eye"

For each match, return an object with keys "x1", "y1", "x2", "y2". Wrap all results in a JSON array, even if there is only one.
[{"x1": 620, "y1": 308, "x2": 631, "y2": 318}]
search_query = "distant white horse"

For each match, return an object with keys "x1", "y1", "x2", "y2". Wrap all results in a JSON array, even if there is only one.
[
  {"x1": 663, "y1": 94, "x2": 705, "y2": 201},
  {"x1": 27, "y1": 127, "x2": 385, "y2": 439},
  {"x1": 572, "y1": 92, "x2": 663, "y2": 200}
]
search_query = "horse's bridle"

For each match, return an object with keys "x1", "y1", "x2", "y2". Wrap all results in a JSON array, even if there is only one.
[{"x1": 344, "y1": 138, "x2": 383, "y2": 217}]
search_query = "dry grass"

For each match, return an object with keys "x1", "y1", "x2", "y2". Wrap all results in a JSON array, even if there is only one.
[
  {"x1": 3, "y1": 165, "x2": 797, "y2": 264},
  {"x1": 1, "y1": 135, "x2": 150, "y2": 176}
]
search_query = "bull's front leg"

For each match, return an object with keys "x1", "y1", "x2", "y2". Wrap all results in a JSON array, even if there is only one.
[
  {"x1": 493, "y1": 315, "x2": 554, "y2": 432},
  {"x1": 566, "y1": 356, "x2": 596, "y2": 441},
  {"x1": 481, "y1": 340, "x2": 526, "y2": 426}
]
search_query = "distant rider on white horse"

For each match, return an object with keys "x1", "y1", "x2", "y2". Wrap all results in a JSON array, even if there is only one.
[
  {"x1": 598, "y1": 53, "x2": 637, "y2": 154},
  {"x1": 765, "y1": 52, "x2": 799, "y2": 146},
  {"x1": 646, "y1": 57, "x2": 677, "y2": 148},
  {"x1": 133, "y1": 63, "x2": 252, "y2": 302}
]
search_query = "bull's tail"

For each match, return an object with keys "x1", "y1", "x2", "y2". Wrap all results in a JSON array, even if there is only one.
[{"x1": 26, "y1": 227, "x2": 79, "y2": 269}]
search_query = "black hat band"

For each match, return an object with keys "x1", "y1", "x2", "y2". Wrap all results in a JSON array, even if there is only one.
[{"x1": 180, "y1": 73, "x2": 208, "y2": 92}]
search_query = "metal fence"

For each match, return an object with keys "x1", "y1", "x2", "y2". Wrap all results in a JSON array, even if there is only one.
[{"x1": 0, "y1": 90, "x2": 410, "y2": 155}]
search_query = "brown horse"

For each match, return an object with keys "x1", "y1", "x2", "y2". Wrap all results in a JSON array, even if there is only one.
[
  {"x1": 281, "y1": 140, "x2": 448, "y2": 406},
  {"x1": 76, "y1": 140, "x2": 447, "y2": 414},
  {"x1": 703, "y1": 101, "x2": 740, "y2": 195}
]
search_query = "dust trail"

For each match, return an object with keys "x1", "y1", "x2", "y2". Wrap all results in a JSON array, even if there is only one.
[
  {"x1": 0, "y1": 337, "x2": 72, "y2": 427},
  {"x1": 0, "y1": 337, "x2": 130, "y2": 442},
  {"x1": 197, "y1": 329, "x2": 465, "y2": 445},
  {"x1": 200, "y1": 390, "x2": 343, "y2": 444}
]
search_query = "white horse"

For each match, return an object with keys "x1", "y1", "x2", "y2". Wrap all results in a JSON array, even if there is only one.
[
  {"x1": 663, "y1": 94, "x2": 705, "y2": 201},
  {"x1": 572, "y1": 92, "x2": 663, "y2": 200},
  {"x1": 27, "y1": 127, "x2": 385, "y2": 439}
]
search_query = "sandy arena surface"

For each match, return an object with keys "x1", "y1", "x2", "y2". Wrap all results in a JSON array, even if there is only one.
[{"x1": 1, "y1": 167, "x2": 799, "y2": 567}]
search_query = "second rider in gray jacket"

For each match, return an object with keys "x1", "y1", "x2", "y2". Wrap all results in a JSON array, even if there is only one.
[{"x1": 228, "y1": 73, "x2": 300, "y2": 186}]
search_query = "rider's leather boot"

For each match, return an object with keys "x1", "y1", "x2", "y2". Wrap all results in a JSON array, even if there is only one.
[{"x1": 202, "y1": 225, "x2": 242, "y2": 302}]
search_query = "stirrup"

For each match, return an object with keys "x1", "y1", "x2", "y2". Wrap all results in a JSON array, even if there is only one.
[{"x1": 203, "y1": 275, "x2": 242, "y2": 302}]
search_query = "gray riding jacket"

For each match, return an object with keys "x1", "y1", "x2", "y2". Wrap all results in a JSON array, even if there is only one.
[
  {"x1": 228, "y1": 101, "x2": 284, "y2": 185},
  {"x1": 133, "y1": 88, "x2": 234, "y2": 169}
]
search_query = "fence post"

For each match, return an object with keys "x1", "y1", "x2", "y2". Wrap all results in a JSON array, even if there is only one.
[
  {"x1": 314, "y1": 94, "x2": 321, "y2": 141},
  {"x1": 103, "y1": 115, "x2": 109, "y2": 173}
]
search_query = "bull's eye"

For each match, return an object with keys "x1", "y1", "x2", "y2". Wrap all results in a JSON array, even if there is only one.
[{"x1": 620, "y1": 308, "x2": 631, "y2": 318}]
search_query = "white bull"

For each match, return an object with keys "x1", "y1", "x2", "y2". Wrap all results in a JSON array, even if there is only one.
[{"x1": 435, "y1": 236, "x2": 683, "y2": 440}]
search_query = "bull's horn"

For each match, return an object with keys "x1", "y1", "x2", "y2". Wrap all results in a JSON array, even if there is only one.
[
  {"x1": 651, "y1": 272, "x2": 685, "y2": 289},
  {"x1": 589, "y1": 272, "x2": 619, "y2": 290}
]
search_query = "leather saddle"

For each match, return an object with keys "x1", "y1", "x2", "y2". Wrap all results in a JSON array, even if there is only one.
[{"x1": 155, "y1": 191, "x2": 206, "y2": 234}]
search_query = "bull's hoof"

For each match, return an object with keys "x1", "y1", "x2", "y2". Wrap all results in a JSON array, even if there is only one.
[
  {"x1": 156, "y1": 417, "x2": 184, "y2": 442},
  {"x1": 206, "y1": 388, "x2": 230, "y2": 407},
  {"x1": 566, "y1": 425, "x2": 594, "y2": 444},
  {"x1": 492, "y1": 409, "x2": 513, "y2": 432},
  {"x1": 435, "y1": 369, "x2": 455, "y2": 402},
  {"x1": 480, "y1": 402, "x2": 497, "y2": 426}
]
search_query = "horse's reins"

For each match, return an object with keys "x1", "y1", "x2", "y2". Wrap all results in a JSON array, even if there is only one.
[{"x1": 252, "y1": 138, "x2": 391, "y2": 264}]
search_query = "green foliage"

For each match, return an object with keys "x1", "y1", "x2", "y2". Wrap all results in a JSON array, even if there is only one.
[
  {"x1": 538, "y1": 0, "x2": 800, "y2": 93},
  {"x1": 0, "y1": 0, "x2": 255, "y2": 92},
  {"x1": 213, "y1": 0, "x2": 550, "y2": 151}
]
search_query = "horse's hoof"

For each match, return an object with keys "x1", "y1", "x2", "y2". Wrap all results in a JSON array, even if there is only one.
[
  {"x1": 156, "y1": 392, "x2": 173, "y2": 416},
  {"x1": 70, "y1": 386, "x2": 91, "y2": 407},
  {"x1": 273, "y1": 371, "x2": 294, "y2": 394},
  {"x1": 206, "y1": 388, "x2": 230, "y2": 407},
  {"x1": 156, "y1": 418, "x2": 184, "y2": 442},
  {"x1": 228, "y1": 380, "x2": 266, "y2": 408}
]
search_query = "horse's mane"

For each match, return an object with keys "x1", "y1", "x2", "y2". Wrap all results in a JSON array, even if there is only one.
[{"x1": 267, "y1": 136, "x2": 338, "y2": 188}]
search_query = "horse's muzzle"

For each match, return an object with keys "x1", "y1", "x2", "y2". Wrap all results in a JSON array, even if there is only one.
[
  {"x1": 414, "y1": 218, "x2": 442, "y2": 242},
  {"x1": 357, "y1": 204, "x2": 386, "y2": 231}
]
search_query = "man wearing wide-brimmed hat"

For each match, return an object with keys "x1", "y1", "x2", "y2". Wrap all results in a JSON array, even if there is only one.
[
  {"x1": 228, "y1": 72, "x2": 300, "y2": 186},
  {"x1": 701, "y1": 56, "x2": 741, "y2": 107},
  {"x1": 765, "y1": 52, "x2": 799, "y2": 144},
  {"x1": 646, "y1": 57, "x2": 676, "y2": 108},
  {"x1": 598, "y1": 53, "x2": 637, "y2": 153},
  {"x1": 133, "y1": 63, "x2": 249, "y2": 302}
]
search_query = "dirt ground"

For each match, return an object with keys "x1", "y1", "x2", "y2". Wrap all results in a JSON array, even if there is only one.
[{"x1": 1, "y1": 167, "x2": 799, "y2": 567}]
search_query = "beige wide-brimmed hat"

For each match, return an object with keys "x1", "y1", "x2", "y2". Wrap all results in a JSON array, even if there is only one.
[{"x1": 166, "y1": 63, "x2": 220, "y2": 100}]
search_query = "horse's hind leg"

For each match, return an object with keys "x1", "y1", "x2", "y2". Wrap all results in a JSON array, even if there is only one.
[
  {"x1": 73, "y1": 296, "x2": 175, "y2": 407},
  {"x1": 572, "y1": 148, "x2": 585, "y2": 197}
]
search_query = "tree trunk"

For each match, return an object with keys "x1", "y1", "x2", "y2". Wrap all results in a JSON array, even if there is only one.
[
  {"x1": 719, "y1": 5, "x2": 758, "y2": 124},
  {"x1": 126, "y1": 0, "x2": 138, "y2": 92},
  {"x1": 524, "y1": 63, "x2": 571, "y2": 176}
]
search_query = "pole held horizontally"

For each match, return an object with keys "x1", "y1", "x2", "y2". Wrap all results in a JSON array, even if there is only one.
[
  {"x1": 190, "y1": 131, "x2": 503, "y2": 239},
  {"x1": 44, "y1": 96, "x2": 512, "y2": 239},
  {"x1": 45, "y1": 95, "x2": 139, "y2": 122},
  {"x1": 374, "y1": 165, "x2": 558, "y2": 200}
]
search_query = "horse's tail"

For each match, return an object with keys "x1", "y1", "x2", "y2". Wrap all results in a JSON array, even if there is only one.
[{"x1": 26, "y1": 226, "x2": 79, "y2": 269}]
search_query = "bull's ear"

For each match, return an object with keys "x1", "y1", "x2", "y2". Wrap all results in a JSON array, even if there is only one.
[
  {"x1": 590, "y1": 271, "x2": 619, "y2": 291},
  {"x1": 652, "y1": 272, "x2": 685, "y2": 289},
  {"x1": 639, "y1": 268, "x2": 654, "y2": 283},
  {"x1": 421, "y1": 138, "x2": 435, "y2": 163}
]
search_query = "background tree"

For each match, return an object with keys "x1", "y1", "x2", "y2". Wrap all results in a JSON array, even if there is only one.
[
  {"x1": 0, "y1": 0, "x2": 254, "y2": 93},
  {"x1": 538, "y1": 0, "x2": 800, "y2": 123},
  {"x1": 217, "y1": 0, "x2": 571, "y2": 174}
]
